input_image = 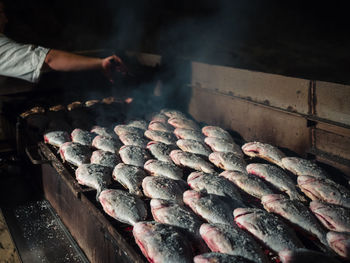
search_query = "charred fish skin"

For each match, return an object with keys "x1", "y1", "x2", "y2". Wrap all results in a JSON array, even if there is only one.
[
  {"x1": 99, "y1": 189, "x2": 147, "y2": 225},
  {"x1": 202, "y1": 126, "x2": 234, "y2": 142},
  {"x1": 233, "y1": 208, "x2": 304, "y2": 253},
  {"x1": 242, "y1": 141, "x2": 286, "y2": 167},
  {"x1": 170, "y1": 150, "x2": 215, "y2": 174},
  {"x1": 71, "y1": 128, "x2": 96, "y2": 147},
  {"x1": 160, "y1": 109, "x2": 188, "y2": 119},
  {"x1": 90, "y1": 126, "x2": 117, "y2": 139},
  {"x1": 118, "y1": 132, "x2": 148, "y2": 148},
  {"x1": 220, "y1": 170, "x2": 274, "y2": 199},
  {"x1": 176, "y1": 139, "x2": 212, "y2": 157},
  {"x1": 114, "y1": 124, "x2": 144, "y2": 137},
  {"x1": 282, "y1": 157, "x2": 329, "y2": 179},
  {"x1": 112, "y1": 163, "x2": 146, "y2": 196},
  {"x1": 119, "y1": 145, "x2": 151, "y2": 167},
  {"x1": 204, "y1": 137, "x2": 243, "y2": 156},
  {"x1": 148, "y1": 121, "x2": 174, "y2": 133},
  {"x1": 144, "y1": 159, "x2": 183, "y2": 180},
  {"x1": 92, "y1": 135, "x2": 122, "y2": 154},
  {"x1": 144, "y1": 130, "x2": 177, "y2": 145},
  {"x1": 133, "y1": 221, "x2": 193, "y2": 263},
  {"x1": 199, "y1": 223, "x2": 268, "y2": 263},
  {"x1": 44, "y1": 131, "x2": 71, "y2": 147},
  {"x1": 59, "y1": 142, "x2": 92, "y2": 166},
  {"x1": 126, "y1": 119, "x2": 148, "y2": 130},
  {"x1": 194, "y1": 252, "x2": 256, "y2": 263},
  {"x1": 261, "y1": 194, "x2": 328, "y2": 246},
  {"x1": 297, "y1": 175, "x2": 350, "y2": 208},
  {"x1": 167, "y1": 116, "x2": 200, "y2": 130},
  {"x1": 174, "y1": 128, "x2": 205, "y2": 142},
  {"x1": 278, "y1": 248, "x2": 341, "y2": 263},
  {"x1": 146, "y1": 141, "x2": 176, "y2": 163},
  {"x1": 309, "y1": 200, "x2": 350, "y2": 233},
  {"x1": 247, "y1": 163, "x2": 306, "y2": 202},
  {"x1": 90, "y1": 150, "x2": 120, "y2": 168},
  {"x1": 209, "y1": 152, "x2": 247, "y2": 173},
  {"x1": 327, "y1": 231, "x2": 350, "y2": 259}
]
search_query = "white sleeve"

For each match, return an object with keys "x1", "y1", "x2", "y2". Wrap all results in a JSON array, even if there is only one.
[{"x1": 0, "y1": 34, "x2": 50, "y2": 83}]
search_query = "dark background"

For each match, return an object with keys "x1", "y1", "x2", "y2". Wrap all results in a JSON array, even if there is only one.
[{"x1": 3, "y1": 0, "x2": 350, "y2": 84}]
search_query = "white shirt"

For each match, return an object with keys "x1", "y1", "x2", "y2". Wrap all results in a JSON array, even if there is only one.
[{"x1": 0, "y1": 33, "x2": 49, "y2": 83}]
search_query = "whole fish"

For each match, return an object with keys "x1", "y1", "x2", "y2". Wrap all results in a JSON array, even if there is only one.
[
  {"x1": 114, "y1": 124, "x2": 144, "y2": 137},
  {"x1": 90, "y1": 150, "x2": 120, "y2": 168},
  {"x1": 118, "y1": 132, "x2": 148, "y2": 148},
  {"x1": 327, "y1": 231, "x2": 350, "y2": 259},
  {"x1": 247, "y1": 163, "x2": 306, "y2": 202},
  {"x1": 127, "y1": 119, "x2": 148, "y2": 130},
  {"x1": 92, "y1": 135, "x2": 122, "y2": 153},
  {"x1": 150, "y1": 113, "x2": 168, "y2": 123},
  {"x1": 44, "y1": 131, "x2": 71, "y2": 147},
  {"x1": 148, "y1": 121, "x2": 174, "y2": 133},
  {"x1": 119, "y1": 145, "x2": 151, "y2": 167},
  {"x1": 144, "y1": 130, "x2": 177, "y2": 145},
  {"x1": 278, "y1": 249, "x2": 340, "y2": 263},
  {"x1": 133, "y1": 221, "x2": 193, "y2": 263},
  {"x1": 242, "y1": 141, "x2": 285, "y2": 167},
  {"x1": 297, "y1": 175, "x2": 350, "y2": 208},
  {"x1": 142, "y1": 176, "x2": 188, "y2": 203},
  {"x1": 220, "y1": 170, "x2": 274, "y2": 199},
  {"x1": 144, "y1": 159, "x2": 183, "y2": 180},
  {"x1": 309, "y1": 200, "x2": 350, "y2": 232},
  {"x1": 112, "y1": 163, "x2": 146, "y2": 196},
  {"x1": 234, "y1": 208, "x2": 304, "y2": 253},
  {"x1": 199, "y1": 223, "x2": 268, "y2": 263},
  {"x1": 202, "y1": 126, "x2": 233, "y2": 142},
  {"x1": 187, "y1": 172, "x2": 244, "y2": 205},
  {"x1": 170, "y1": 150, "x2": 215, "y2": 173},
  {"x1": 261, "y1": 194, "x2": 328, "y2": 246},
  {"x1": 160, "y1": 109, "x2": 187, "y2": 119},
  {"x1": 174, "y1": 128, "x2": 205, "y2": 141},
  {"x1": 282, "y1": 157, "x2": 329, "y2": 179},
  {"x1": 205, "y1": 137, "x2": 243, "y2": 156},
  {"x1": 168, "y1": 117, "x2": 200, "y2": 130},
  {"x1": 99, "y1": 189, "x2": 147, "y2": 225},
  {"x1": 194, "y1": 253, "x2": 256, "y2": 263},
  {"x1": 209, "y1": 152, "x2": 246, "y2": 173},
  {"x1": 183, "y1": 190, "x2": 236, "y2": 225},
  {"x1": 59, "y1": 142, "x2": 92, "y2": 166},
  {"x1": 75, "y1": 164, "x2": 112, "y2": 199},
  {"x1": 71, "y1": 128, "x2": 96, "y2": 146},
  {"x1": 90, "y1": 126, "x2": 117, "y2": 139},
  {"x1": 146, "y1": 141, "x2": 176, "y2": 163},
  {"x1": 177, "y1": 139, "x2": 212, "y2": 157},
  {"x1": 85, "y1": 99, "x2": 100, "y2": 107}
]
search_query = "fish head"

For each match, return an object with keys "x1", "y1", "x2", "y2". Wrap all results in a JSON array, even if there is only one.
[
  {"x1": 150, "y1": 198, "x2": 171, "y2": 210},
  {"x1": 241, "y1": 141, "x2": 265, "y2": 157},
  {"x1": 146, "y1": 141, "x2": 158, "y2": 149},
  {"x1": 278, "y1": 249, "x2": 294, "y2": 263},
  {"x1": 327, "y1": 231, "x2": 350, "y2": 258},
  {"x1": 310, "y1": 201, "x2": 339, "y2": 231},
  {"x1": 187, "y1": 172, "x2": 205, "y2": 184},
  {"x1": 297, "y1": 175, "x2": 316, "y2": 186},
  {"x1": 169, "y1": 150, "x2": 183, "y2": 165},
  {"x1": 183, "y1": 190, "x2": 201, "y2": 204},
  {"x1": 281, "y1": 157, "x2": 299, "y2": 170},
  {"x1": 208, "y1": 152, "x2": 222, "y2": 166},
  {"x1": 98, "y1": 189, "x2": 116, "y2": 217},
  {"x1": 144, "y1": 159, "x2": 157, "y2": 169},
  {"x1": 261, "y1": 194, "x2": 286, "y2": 207}
]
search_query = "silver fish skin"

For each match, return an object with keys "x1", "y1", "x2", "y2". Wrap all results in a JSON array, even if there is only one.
[
  {"x1": 242, "y1": 141, "x2": 285, "y2": 167},
  {"x1": 118, "y1": 132, "x2": 148, "y2": 148},
  {"x1": 133, "y1": 221, "x2": 193, "y2": 263},
  {"x1": 44, "y1": 131, "x2": 71, "y2": 147},
  {"x1": 144, "y1": 159, "x2": 183, "y2": 180},
  {"x1": 309, "y1": 200, "x2": 350, "y2": 232},
  {"x1": 194, "y1": 253, "x2": 256, "y2": 263},
  {"x1": 59, "y1": 142, "x2": 92, "y2": 166},
  {"x1": 200, "y1": 223, "x2": 268, "y2": 263},
  {"x1": 90, "y1": 126, "x2": 117, "y2": 139},
  {"x1": 90, "y1": 150, "x2": 120, "y2": 168},
  {"x1": 282, "y1": 157, "x2": 329, "y2": 179},
  {"x1": 220, "y1": 170, "x2": 274, "y2": 199},
  {"x1": 278, "y1": 248, "x2": 341, "y2": 263},
  {"x1": 261, "y1": 194, "x2": 328, "y2": 246},
  {"x1": 247, "y1": 163, "x2": 306, "y2": 202},
  {"x1": 174, "y1": 128, "x2": 205, "y2": 142},
  {"x1": 92, "y1": 135, "x2": 122, "y2": 153},
  {"x1": 234, "y1": 208, "x2": 304, "y2": 253},
  {"x1": 204, "y1": 137, "x2": 243, "y2": 156},
  {"x1": 142, "y1": 176, "x2": 188, "y2": 204},
  {"x1": 160, "y1": 109, "x2": 188, "y2": 119},
  {"x1": 119, "y1": 145, "x2": 151, "y2": 167},
  {"x1": 126, "y1": 119, "x2": 148, "y2": 130},
  {"x1": 71, "y1": 128, "x2": 96, "y2": 146},
  {"x1": 202, "y1": 126, "x2": 233, "y2": 142},
  {"x1": 170, "y1": 150, "x2": 215, "y2": 173},
  {"x1": 146, "y1": 141, "x2": 176, "y2": 163},
  {"x1": 297, "y1": 175, "x2": 350, "y2": 208},
  {"x1": 187, "y1": 172, "x2": 244, "y2": 205},
  {"x1": 177, "y1": 139, "x2": 212, "y2": 157},
  {"x1": 168, "y1": 117, "x2": 200, "y2": 130},
  {"x1": 148, "y1": 121, "x2": 174, "y2": 133},
  {"x1": 112, "y1": 163, "x2": 146, "y2": 196},
  {"x1": 327, "y1": 231, "x2": 350, "y2": 259},
  {"x1": 114, "y1": 124, "x2": 144, "y2": 137},
  {"x1": 75, "y1": 164, "x2": 112, "y2": 198},
  {"x1": 183, "y1": 190, "x2": 236, "y2": 225},
  {"x1": 99, "y1": 189, "x2": 147, "y2": 225},
  {"x1": 144, "y1": 130, "x2": 177, "y2": 145},
  {"x1": 209, "y1": 152, "x2": 246, "y2": 173}
]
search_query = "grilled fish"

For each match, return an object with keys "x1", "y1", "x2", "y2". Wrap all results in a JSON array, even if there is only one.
[
  {"x1": 114, "y1": 124, "x2": 144, "y2": 137},
  {"x1": 199, "y1": 223, "x2": 268, "y2": 263},
  {"x1": 146, "y1": 141, "x2": 176, "y2": 163},
  {"x1": 148, "y1": 121, "x2": 174, "y2": 133},
  {"x1": 92, "y1": 135, "x2": 122, "y2": 154},
  {"x1": 234, "y1": 208, "x2": 304, "y2": 253},
  {"x1": 44, "y1": 131, "x2": 71, "y2": 147},
  {"x1": 242, "y1": 141, "x2": 285, "y2": 167},
  {"x1": 144, "y1": 130, "x2": 177, "y2": 145},
  {"x1": 119, "y1": 145, "x2": 151, "y2": 167},
  {"x1": 297, "y1": 175, "x2": 350, "y2": 208},
  {"x1": 118, "y1": 132, "x2": 148, "y2": 148},
  {"x1": 194, "y1": 253, "x2": 256, "y2": 263},
  {"x1": 144, "y1": 159, "x2": 183, "y2": 180},
  {"x1": 71, "y1": 128, "x2": 96, "y2": 146},
  {"x1": 183, "y1": 190, "x2": 236, "y2": 225},
  {"x1": 127, "y1": 119, "x2": 148, "y2": 130},
  {"x1": 99, "y1": 189, "x2": 147, "y2": 225},
  {"x1": 177, "y1": 139, "x2": 212, "y2": 157},
  {"x1": 309, "y1": 200, "x2": 350, "y2": 232},
  {"x1": 59, "y1": 142, "x2": 92, "y2": 166},
  {"x1": 174, "y1": 128, "x2": 205, "y2": 141},
  {"x1": 170, "y1": 150, "x2": 215, "y2": 173},
  {"x1": 261, "y1": 194, "x2": 328, "y2": 246},
  {"x1": 202, "y1": 126, "x2": 233, "y2": 142},
  {"x1": 209, "y1": 152, "x2": 246, "y2": 173},
  {"x1": 204, "y1": 137, "x2": 243, "y2": 156},
  {"x1": 278, "y1": 249, "x2": 340, "y2": 263},
  {"x1": 168, "y1": 117, "x2": 200, "y2": 130},
  {"x1": 160, "y1": 109, "x2": 188, "y2": 119},
  {"x1": 142, "y1": 176, "x2": 188, "y2": 203},
  {"x1": 112, "y1": 163, "x2": 146, "y2": 196},
  {"x1": 133, "y1": 221, "x2": 193, "y2": 263},
  {"x1": 220, "y1": 170, "x2": 274, "y2": 199},
  {"x1": 327, "y1": 231, "x2": 350, "y2": 259},
  {"x1": 90, "y1": 150, "x2": 120, "y2": 168},
  {"x1": 90, "y1": 126, "x2": 117, "y2": 139},
  {"x1": 282, "y1": 157, "x2": 329, "y2": 179},
  {"x1": 150, "y1": 113, "x2": 168, "y2": 123},
  {"x1": 247, "y1": 163, "x2": 306, "y2": 202}
]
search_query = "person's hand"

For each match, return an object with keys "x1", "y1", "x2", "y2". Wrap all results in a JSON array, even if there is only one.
[{"x1": 101, "y1": 55, "x2": 128, "y2": 83}]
